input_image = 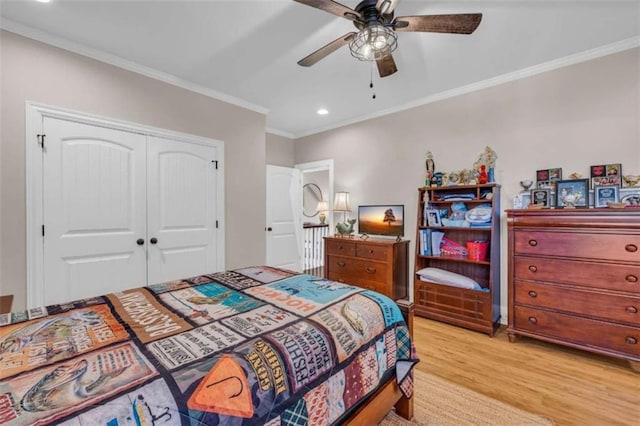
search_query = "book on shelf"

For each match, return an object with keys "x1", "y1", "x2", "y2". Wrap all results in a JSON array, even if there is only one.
[
  {"x1": 420, "y1": 229, "x2": 432, "y2": 255},
  {"x1": 431, "y1": 231, "x2": 445, "y2": 256}
]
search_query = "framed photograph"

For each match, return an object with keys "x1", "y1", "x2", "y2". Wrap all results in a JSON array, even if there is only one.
[
  {"x1": 426, "y1": 208, "x2": 442, "y2": 227},
  {"x1": 536, "y1": 169, "x2": 549, "y2": 182},
  {"x1": 621, "y1": 192, "x2": 640, "y2": 206},
  {"x1": 594, "y1": 185, "x2": 620, "y2": 208},
  {"x1": 591, "y1": 163, "x2": 622, "y2": 187},
  {"x1": 555, "y1": 179, "x2": 589, "y2": 208},
  {"x1": 536, "y1": 168, "x2": 562, "y2": 190},
  {"x1": 530, "y1": 188, "x2": 551, "y2": 207},
  {"x1": 548, "y1": 168, "x2": 563, "y2": 181}
]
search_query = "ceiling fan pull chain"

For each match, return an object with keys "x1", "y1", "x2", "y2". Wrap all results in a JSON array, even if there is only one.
[{"x1": 370, "y1": 62, "x2": 376, "y2": 99}]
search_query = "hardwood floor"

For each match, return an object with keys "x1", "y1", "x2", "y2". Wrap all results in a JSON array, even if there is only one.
[{"x1": 413, "y1": 317, "x2": 639, "y2": 426}]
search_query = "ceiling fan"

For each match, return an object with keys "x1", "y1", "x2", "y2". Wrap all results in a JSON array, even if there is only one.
[{"x1": 294, "y1": 0, "x2": 482, "y2": 78}]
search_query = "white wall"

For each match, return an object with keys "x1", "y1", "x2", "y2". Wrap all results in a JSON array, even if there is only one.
[
  {"x1": 294, "y1": 48, "x2": 640, "y2": 322},
  {"x1": 266, "y1": 132, "x2": 294, "y2": 167},
  {"x1": 1, "y1": 31, "x2": 268, "y2": 310}
]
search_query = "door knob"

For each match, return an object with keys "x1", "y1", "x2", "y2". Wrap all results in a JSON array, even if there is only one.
[
  {"x1": 266, "y1": 227, "x2": 273, "y2": 232},
  {"x1": 136, "y1": 239, "x2": 144, "y2": 246},
  {"x1": 150, "y1": 237, "x2": 158, "y2": 244}
]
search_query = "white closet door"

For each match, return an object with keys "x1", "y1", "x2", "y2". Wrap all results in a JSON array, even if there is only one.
[
  {"x1": 146, "y1": 136, "x2": 218, "y2": 284},
  {"x1": 43, "y1": 118, "x2": 147, "y2": 305}
]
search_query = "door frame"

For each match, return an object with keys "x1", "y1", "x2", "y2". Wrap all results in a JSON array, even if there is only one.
[
  {"x1": 295, "y1": 159, "x2": 335, "y2": 234},
  {"x1": 26, "y1": 102, "x2": 225, "y2": 308}
]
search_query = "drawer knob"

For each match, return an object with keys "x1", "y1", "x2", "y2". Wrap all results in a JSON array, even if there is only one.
[
  {"x1": 625, "y1": 244, "x2": 638, "y2": 253},
  {"x1": 369, "y1": 249, "x2": 374, "y2": 254},
  {"x1": 626, "y1": 306, "x2": 638, "y2": 314},
  {"x1": 528, "y1": 290, "x2": 538, "y2": 298},
  {"x1": 528, "y1": 265, "x2": 537, "y2": 273},
  {"x1": 625, "y1": 336, "x2": 638, "y2": 345},
  {"x1": 626, "y1": 275, "x2": 638, "y2": 283},
  {"x1": 337, "y1": 261, "x2": 346, "y2": 267},
  {"x1": 528, "y1": 316, "x2": 537, "y2": 324},
  {"x1": 528, "y1": 240, "x2": 538, "y2": 247},
  {"x1": 365, "y1": 267, "x2": 377, "y2": 274}
]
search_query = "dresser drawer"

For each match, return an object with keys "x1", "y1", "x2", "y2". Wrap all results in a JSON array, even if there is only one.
[
  {"x1": 325, "y1": 240, "x2": 356, "y2": 257},
  {"x1": 327, "y1": 271, "x2": 389, "y2": 296},
  {"x1": 325, "y1": 256, "x2": 388, "y2": 283},
  {"x1": 515, "y1": 281, "x2": 640, "y2": 325},
  {"x1": 514, "y1": 306, "x2": 640, "y2": 357},
  {"x1": 514, "y1": 256, "x2": 640, "y2": 293},
  {"x1": 514, "y1": 231, "x2": 640, "y2": 262},
  {"x1": 356, "y1": 243, "x2": 389, "y2": 261}
]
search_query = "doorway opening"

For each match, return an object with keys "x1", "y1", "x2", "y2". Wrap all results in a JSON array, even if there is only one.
[{"x1": 295, "y1": 160, "x2": 334, "y2": 277}]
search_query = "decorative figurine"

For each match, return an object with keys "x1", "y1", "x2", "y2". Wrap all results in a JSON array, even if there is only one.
[
  {"x1": 425, "y1": 151, "x2": 435, "y2": 186},
  {"x1": 474, "y1": 146, "x2": 498, "y2": 183},
  {"x1": 519, "y1": 180, "x2": 533, "y2": 191},
  {"x1": 336, "y1": 219, "x2": 357, "y2": 237},
  {"x1": 478, "y1": 165, "x2": 488, "y2": 184}
]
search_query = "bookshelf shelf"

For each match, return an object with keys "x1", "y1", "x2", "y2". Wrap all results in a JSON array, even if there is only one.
[
  {"x1": 414, "y1": 183, "x2": 501, "y2": 336},
  {"x1": 416, "y1": 254, "x2": 491, "y2": 265}
]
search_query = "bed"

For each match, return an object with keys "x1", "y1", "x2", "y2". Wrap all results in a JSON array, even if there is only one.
[{"x1": 0, "y1": 266, "x2": 417, "y2": 425}]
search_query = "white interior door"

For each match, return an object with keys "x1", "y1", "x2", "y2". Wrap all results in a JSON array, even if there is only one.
[
  {"x1": 146, "y1": 136, "x2": 219, "y2": 284},
  {"x1": 43, "y1": 117, "x2": 147, "y2": 305},
  {"x1": 266, "y1": 165, "x2": 303, "y2": 271}
]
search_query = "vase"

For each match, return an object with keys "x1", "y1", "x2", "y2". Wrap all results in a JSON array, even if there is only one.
[{"x1": 488, "y1": 167, "x2": 495, "y2": 183}]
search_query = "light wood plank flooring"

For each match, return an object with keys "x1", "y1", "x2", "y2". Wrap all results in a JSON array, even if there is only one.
[{"x1": 413, "y1": 317, "x2": 639, "y2": 426}]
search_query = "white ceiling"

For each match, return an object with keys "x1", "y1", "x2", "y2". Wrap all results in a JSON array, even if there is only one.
[{"x1": 1, "y1": 1, "x2": 639, "y2": 138}]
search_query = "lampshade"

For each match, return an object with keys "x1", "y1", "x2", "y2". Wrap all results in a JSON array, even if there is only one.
[
  {"x1": 333, "y1": 192, "x2": 351, "y2": 212},
  {"x1": 317, "y1": 201, "x2": 329, "y2": 212},
  {"x1": 349, "y1": 24, "x2": 397, "y2": 62}
]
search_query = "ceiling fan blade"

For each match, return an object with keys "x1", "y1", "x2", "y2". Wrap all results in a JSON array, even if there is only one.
[
  {"x1": 376, "y1": 0, "x2": 400, "y2": 15},
  {"x1": 298, "y1": 32, "x2": 357, "y2": 67},
  {"x1": 293, "y1": 0, "x2": 361, "y2": 22},
  {"x1": 394, "y1": 13, "x2": 482, "y2": 34},
  {"x1": 376, "y1": 53, "x2": 398, "y2": 78}
]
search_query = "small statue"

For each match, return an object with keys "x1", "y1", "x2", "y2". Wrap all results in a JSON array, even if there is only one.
[
  {"x1": 474, "y1": 146, "x2": 498, "y2": 183},
  {"x1": 478, "y1": 165, "x2": 488, "y2": 184},
  {"x1": 336, "y1": 219, "x2": 357, "y2": 236},
  {"x1": 425, "y1": 151, "x2": 435, "y2": 186}
]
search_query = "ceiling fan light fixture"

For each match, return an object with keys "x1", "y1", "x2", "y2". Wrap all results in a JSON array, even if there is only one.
[{"x1": 349, "y1": 24, "x2": 397, "y2": 62}]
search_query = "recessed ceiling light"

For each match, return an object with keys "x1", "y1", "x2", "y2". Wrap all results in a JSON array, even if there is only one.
[
  {"x1": 36, "y1": 0, "x2": 51, "y2": 3},
  {"x1": 317, "y1": 108, "x2": 329, "y2": 115}
]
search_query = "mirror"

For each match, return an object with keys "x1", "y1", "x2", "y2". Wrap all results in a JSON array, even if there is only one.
[{"x1": 303, "y1": 183, "x2": 323, "y2": 217}]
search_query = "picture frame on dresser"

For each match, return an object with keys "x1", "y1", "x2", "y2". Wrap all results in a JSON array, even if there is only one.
[
  {"x1": 594, "y1": 184, "x2": 620, "y2": 208},
  {"x1": 530, "y1": 189, "x2": 551, "y2": 208},
  {"x1": 555, "y1": 179, "x2": 589, "y2": 208}
]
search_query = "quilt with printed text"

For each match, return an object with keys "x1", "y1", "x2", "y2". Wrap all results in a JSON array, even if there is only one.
[{"x1": 0, "y1": 266, "x2": 418, "y2": 425}]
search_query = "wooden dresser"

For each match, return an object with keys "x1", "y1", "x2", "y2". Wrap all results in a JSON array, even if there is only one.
[
  {"x1": 506, "y1": 209, "x2": 640, "y2": 371},
  {"x1": 324, "y1": 236, "x2": 409, "y2": 300}
]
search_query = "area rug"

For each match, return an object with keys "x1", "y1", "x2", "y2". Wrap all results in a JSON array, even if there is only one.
[{"x1": 380, "y1": 370, "x2": 554, "y2": 425}]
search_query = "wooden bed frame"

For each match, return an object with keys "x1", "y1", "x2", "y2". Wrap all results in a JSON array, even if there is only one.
[{"x1": 344, "y1": 299, "x2": 415, "y2": 425}]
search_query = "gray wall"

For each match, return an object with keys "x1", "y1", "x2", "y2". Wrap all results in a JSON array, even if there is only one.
[
  {"x1": 266, "y1": 132, "x2": 294, "y2": 167},
  {"x1": 294, "y1": 48, "x2": 640, "y2": 320},
  {"x1": 1, "y1": 31, "x2": 267, "y2": 310}
]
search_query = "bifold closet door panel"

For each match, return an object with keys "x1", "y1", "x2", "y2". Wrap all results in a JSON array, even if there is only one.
[
  {"x1": 43, "y1": 117, "x2": 147, "y2": 305},
  {"x1": 146, "y1": 136, "x2": 219, "y2": 284}
]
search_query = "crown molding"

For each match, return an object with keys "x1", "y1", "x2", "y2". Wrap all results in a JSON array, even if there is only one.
[
  {"x1": 1, "y1": 18, "x2": 270, "y2": 115},
  {"x1": 294, "y1": 36, "x2": 640, "y2": 139},
  {"x1": 266, "y1": 127, "x2": 295, "y2": 139}
]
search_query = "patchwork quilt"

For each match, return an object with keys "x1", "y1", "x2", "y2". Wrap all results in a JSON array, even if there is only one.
[{"x1": 0, "y1": 266, "x2": 417, "y2": 425}]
